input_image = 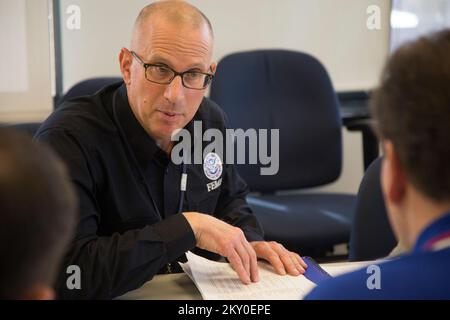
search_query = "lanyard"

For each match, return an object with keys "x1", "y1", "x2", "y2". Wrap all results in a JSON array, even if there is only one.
[{"x1": 177, "y1": 163, "x2": 188, "y2": 214}]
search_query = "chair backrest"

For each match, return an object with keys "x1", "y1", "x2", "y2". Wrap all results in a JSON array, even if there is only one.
[
  {"x1": 209, "y1": 50, "x2": 342, "y2": 193},
  {"x1": 349, "y1": 157, "x2": 397, "y2": 261},
  {"x1": 57, "y1": 77, "x2": 122, "y2": 107}
]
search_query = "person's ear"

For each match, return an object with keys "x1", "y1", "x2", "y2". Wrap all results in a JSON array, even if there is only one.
[
  {"x1": 382, "y1": 141, "x2": 407, "y2": 205},
  {"x1": 22, "y1": 285, "x2": 54, "y2": 300},
  {"x1": 119, "y1": 48, "x2": 133, "y2": 85},
  {"x1": 210, "y1": 62, "x2": 217, "y2": 74}
]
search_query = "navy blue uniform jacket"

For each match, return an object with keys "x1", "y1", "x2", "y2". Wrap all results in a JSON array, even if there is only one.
[{"x1": 35, "y1": 82, "x2": 264, "y2": 299}]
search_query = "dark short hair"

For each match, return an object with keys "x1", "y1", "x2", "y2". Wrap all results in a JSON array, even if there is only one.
[
  {"x1": 371, "y1": 29, "x2": 450, "y2": 201},
  {"x1": 0, "y1": 128, "x2": 77, "y2": 299}
]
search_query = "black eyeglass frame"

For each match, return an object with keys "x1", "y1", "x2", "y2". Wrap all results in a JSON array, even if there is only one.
[{"x1": 130, "y1": 50, "x2": 214, "y2": 90}]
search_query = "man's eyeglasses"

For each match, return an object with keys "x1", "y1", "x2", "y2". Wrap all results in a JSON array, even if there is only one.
[{"x1": 130, "y1": 51, "x2": 214, "y2": 90}]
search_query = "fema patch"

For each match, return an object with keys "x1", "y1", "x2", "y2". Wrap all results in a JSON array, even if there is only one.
[{"x1": 203, "y1": 152, "x2": 223, "y2": 181}]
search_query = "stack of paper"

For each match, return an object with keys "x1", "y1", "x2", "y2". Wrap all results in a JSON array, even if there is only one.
[{"x1": 179, "y1": 251, "x2": 317, "y2": 300}]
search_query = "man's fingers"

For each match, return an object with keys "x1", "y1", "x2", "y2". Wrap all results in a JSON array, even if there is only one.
[
  {"x1": 251, "y1": 240, "x2": 309, "y2": 277},
  {"x1": 265, "y1": 251, "x2": 286, "y2": 275},
  {"x1": 273, "y1": 246, "x2": 301, "y2": 276},
  {"x1": 252, "y1": 241, "x2": 286, "y2": 275},
  {"x1": 272, "y1": 244, "x2": 306, "y2": 276},
  {"x1": 295, "y1": 253, "x2": 308, "y2": 269},
  {"x1": 227, "y1": 249, "x2": 251, "y2": 284},
  {"x1": 243, "y1": 240, "x2": 259, "y2": 282},
  {"x1": 234, "y1": 241, "x2": 250, "y2": 281},
  {"x1": 290, "y1": 253, "x2": 306, "y2": 274}
]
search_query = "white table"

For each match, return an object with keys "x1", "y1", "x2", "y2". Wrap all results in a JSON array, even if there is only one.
[{"x1": 117, "y1": 273, "x2": 201, "y2": 300}]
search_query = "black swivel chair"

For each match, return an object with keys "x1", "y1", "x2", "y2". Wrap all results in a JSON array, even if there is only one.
[
  {"x1": 57, "y1": 77, "x2": 122, "y2": 107},
  {"x1": 210, "y1": 50, "x2": 357, "y2": 256},
  {"x1": 349, "y1": 157, "x2": 397, "y2": 261}
]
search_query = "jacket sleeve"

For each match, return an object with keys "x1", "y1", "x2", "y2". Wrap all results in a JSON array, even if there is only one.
[{"x1": 35, "y1": 128, "x2": 196, "y2": 299}]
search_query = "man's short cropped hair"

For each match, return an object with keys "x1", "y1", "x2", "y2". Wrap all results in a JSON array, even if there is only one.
[{"x1": 371, "y1": 29, "x2": 450, "y2": 202}]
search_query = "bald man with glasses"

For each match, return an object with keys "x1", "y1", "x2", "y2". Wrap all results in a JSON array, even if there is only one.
[{"x1": 36, "y1": 1, "x2": 306, "y2": 299}]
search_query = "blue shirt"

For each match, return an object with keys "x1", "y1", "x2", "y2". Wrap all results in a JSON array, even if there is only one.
[{"x1": 305, "y1": 212, "x2": 450, "y2": 299}]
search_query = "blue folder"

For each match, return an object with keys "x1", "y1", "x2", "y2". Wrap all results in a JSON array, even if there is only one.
[{"x1": 302, "y1": 256, "x2": 332, "y2": 284}]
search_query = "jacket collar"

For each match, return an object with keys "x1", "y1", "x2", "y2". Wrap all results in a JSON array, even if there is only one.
[
  {"x1": 113, "y1": 84, "x2": 159, "y2": 171},
  {"x1": 413, "y1": 211, "x2": 450, "y2": 252}
]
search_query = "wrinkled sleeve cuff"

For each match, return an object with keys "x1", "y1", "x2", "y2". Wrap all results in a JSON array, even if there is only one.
[{"x1": 143, "y1": 214, "x2": 196, "y2": 262}]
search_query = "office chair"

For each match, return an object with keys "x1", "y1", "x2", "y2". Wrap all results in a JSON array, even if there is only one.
[
  {"x1": 349, "y1": 157, "x2": 397, "y2": 261},
  {"x1": 57, "y1": 77, "x2": 122, "y2": 107},
  {"x1": 209, "y1": 49, "x2": 356, "y2": 256}
]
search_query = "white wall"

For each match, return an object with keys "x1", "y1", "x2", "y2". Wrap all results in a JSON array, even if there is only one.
[
  {"x1": 59, "y1": 0, "x2": 390, "y2": 93},
  {"x1": 0, "y1": 0, "x2": 53, "y2": 123},
  {"x1": 0, "y1": 0, "x2": 28, "y2": 93}
]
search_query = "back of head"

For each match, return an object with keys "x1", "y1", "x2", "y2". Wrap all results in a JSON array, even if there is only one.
[
  {"x1": 0, "y1": 128, "x2": 77, "y2": 299},
  {"x1": 371, "y1": 29, "x2": 450, "y2": 202}
]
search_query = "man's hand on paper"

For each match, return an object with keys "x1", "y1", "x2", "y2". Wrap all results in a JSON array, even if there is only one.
[
  {"x1": 183, "y1": 212, "x2": 259, "y2": 285},
  {"x1": 183, "y1": 212, "x2": 308, "y2": 285},
  {"x1": 250, "y1": 241, "x2": 307, "y2": 276}
]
